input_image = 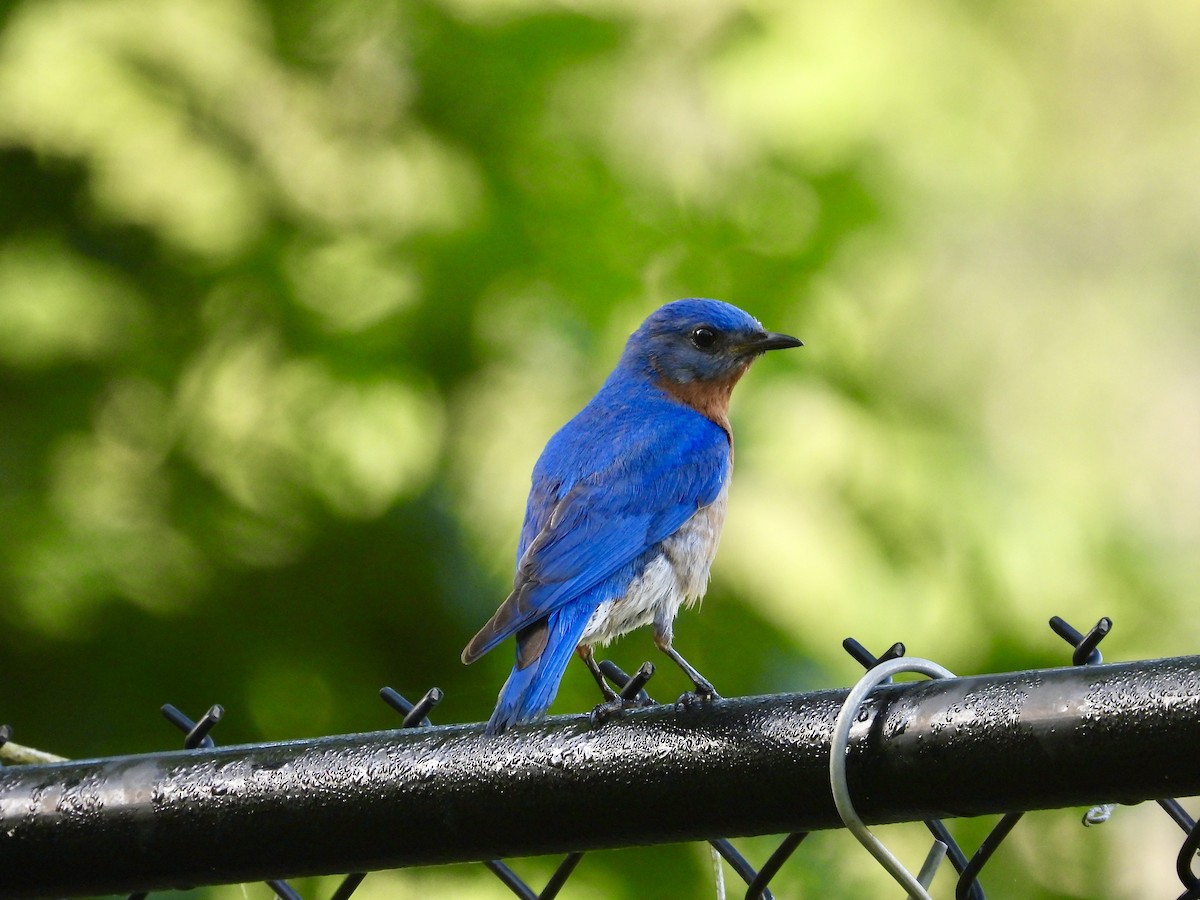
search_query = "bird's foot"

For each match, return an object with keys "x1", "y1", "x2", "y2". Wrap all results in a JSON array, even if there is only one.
[
  {"x1": 589, "y1": 660, "x2": 657, "y2": 726},
  {"x1": 589, "y1": 696, "x2": 649, "y2": 728},
  {"x1": 675, "y1": 684, "x2": 719, "y2": 712}
]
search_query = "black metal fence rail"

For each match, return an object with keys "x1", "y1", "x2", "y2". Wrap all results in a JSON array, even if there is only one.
[{"x1": 3, "y1": 644, "x2": 1200, "y2": 899}]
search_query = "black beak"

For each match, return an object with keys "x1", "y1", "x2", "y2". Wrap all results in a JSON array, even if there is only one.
[{"x1": 743, "y1": 331, "x2": 804, "y2": 354}]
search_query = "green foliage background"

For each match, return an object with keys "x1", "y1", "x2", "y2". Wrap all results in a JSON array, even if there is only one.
[{"x1": 1, "y1": 0, "x2": 1198, "y2": 897}]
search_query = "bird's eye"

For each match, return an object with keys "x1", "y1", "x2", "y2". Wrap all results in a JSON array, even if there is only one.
[{"x1": 690, "y1": 326, "x2": 718, "y2": 350}]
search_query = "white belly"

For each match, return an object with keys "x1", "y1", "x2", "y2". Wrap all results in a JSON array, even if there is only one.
[{"x1": 579, "y1": 481, "x2": 728, "y2": 647}]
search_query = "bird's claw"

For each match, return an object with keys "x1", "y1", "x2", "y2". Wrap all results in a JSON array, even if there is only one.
[
  {"x1": 589, "y1": 699, "x2": 621, "y2": 728},
  {"x1": 589, "y1": 695, "x2": 652, "y2": 728},
  {"x1": 674, "y1": 686, "x2": 719, "y2": 712}
]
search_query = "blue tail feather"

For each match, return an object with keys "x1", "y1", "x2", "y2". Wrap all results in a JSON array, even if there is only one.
[{"x1": 486, "y1": 603, "x2": 594, "y2": 735}]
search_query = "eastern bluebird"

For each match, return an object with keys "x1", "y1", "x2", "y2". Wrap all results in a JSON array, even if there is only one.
[{"x1": 462, "y1": 299, "x2": 802, "y2": 734}]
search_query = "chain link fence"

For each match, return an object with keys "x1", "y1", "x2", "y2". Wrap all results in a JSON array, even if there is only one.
[{"x1": 2, "y1": 616, "x2": 1199, "y2": 899}]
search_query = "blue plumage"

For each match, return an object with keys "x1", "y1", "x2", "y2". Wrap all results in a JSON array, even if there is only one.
[{"x1": 462, "y1": 299, "x2": 801, "y2": 733}]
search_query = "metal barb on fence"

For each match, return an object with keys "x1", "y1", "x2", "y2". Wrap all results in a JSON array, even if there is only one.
[
  {"x1": 377, "y1": 682, "x2": 588, "y2": 900},
  {"x1": 946, "y1": 614, "x2": 1117, "y2": 899},
  {"x1": 145, "y1": 702, "x2": 303, "y2": 900},
  {"x1": 1177, "y1": 819, "x2": 1200, "y2": 900},
  {"x1": 831, "y1": 654, "x2": 955, "y2": 899},
  {"x1": 841, "y1": 638, "x2": 986, "y2": 900},
  {"x1": 331, "y1": 685, "x2": 446, "y2": 900},
  {"x1": 833, "y1": 616, "x2": 1120, "y2": 900}
]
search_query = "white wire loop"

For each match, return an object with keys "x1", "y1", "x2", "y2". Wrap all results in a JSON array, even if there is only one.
[{"x1": 829, "y1": 656, "x2": 957, "y2": 900}]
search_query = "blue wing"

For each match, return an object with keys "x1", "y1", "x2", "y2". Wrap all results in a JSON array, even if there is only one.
[{"x1": 461, "y1": 388, "x2": 729, "y2": 665}]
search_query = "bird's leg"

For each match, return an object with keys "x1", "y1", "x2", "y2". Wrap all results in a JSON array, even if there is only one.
[
  {"x1": 589, "y1": 661, "x2": 657, "y2": 728},
  {"x1": 654, "y1": 632, "x2": 719, "y2": 709},
  {"x1": 576, "y1": 644, "x2": 619, "y2": 702},
  {"x1": 582, "y1": 644, "x2": 657, "y2": 728}
]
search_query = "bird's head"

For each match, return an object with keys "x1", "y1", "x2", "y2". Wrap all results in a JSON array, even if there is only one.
[{"x1": 622, "y1": 298, "x2": 802, "y2": 388}]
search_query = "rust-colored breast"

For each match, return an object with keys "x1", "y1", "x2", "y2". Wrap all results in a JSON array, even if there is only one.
[{"x1": 657, "y1": 364, "x2": 750, "y2": 439}]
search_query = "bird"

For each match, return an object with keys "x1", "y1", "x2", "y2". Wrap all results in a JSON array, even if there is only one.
[{"x1": 461, "y1": 298, "x2": 802, "y2": 734}]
